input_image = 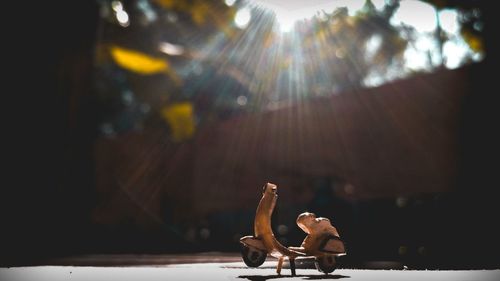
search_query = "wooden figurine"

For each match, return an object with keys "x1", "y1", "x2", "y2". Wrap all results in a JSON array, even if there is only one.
[{"x1": 240, "y1": 183, "x2": 346, "y2": 276}]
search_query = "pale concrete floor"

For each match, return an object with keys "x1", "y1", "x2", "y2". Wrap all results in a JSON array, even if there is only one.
[{"x1": 1, "y1": 260, "x2": 499, "y2": 281}]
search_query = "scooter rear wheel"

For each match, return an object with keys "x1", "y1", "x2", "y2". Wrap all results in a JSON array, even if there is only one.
[
  {"x1": 315, "y1": 255, "x2": 337, "y2": 274},
  {"x1": 241, "y1": 244, "x2": 267, "y2": 267}
]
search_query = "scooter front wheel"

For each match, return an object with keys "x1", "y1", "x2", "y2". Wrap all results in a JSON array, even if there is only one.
[
  {"x1": 315, "y1": 255, "x2": 337, "y2": 274},
  {"x1": 241, "y1": 244, "x2": 267, "y2": 267}
]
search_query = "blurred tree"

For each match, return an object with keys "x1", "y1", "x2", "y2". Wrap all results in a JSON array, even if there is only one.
[
  {"x1": 422, "y1": 0, "x2": 485, "y2": 53},
  {"x1": 94, "y1": 0, "x2": 486, "y2": 137},
  {"x1": 301, "y1": 0, "x2": 408, "y2": 91},
  {"x1": 94, "y1": 0, "x2": 241, "y2": 140}
]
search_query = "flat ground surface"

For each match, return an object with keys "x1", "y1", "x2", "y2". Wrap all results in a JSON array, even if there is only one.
[{"x1": 1, "y1": 254, "x2": 499, "y2": 281}]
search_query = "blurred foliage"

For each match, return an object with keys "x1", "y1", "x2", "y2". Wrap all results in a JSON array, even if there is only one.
[
  {"x1": 94, "y1": 0, "x2": 484, "y2": 141},
  {"x1": 461, "y1": 30, "x2": 482, "y2": 52},
  {"x1": 154, "y1": 0, "x2": 236, "y2": 35},
  {"x1": 299, "y1": 1, "x2": 407, "y2": 90},
  {"x1": 160, "y1": 102, "x2": 196, "y2": 142},
  {"x1": 111, "y1": 45, "x2": 172, "y2": 75},
  {"x1": 422, "y1": 0, "x2": 484, "y2": 53}
]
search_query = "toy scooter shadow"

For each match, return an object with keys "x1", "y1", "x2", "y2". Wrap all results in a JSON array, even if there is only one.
[
  {"x1": 240, "y1": 183, "x2": 347, "y2": 276},
  {"x1": 238, "y1": 273, "x2": 350, "y2": 281}
]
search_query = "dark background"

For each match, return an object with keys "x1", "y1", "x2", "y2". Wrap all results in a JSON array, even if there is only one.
[{"x1": 3, "y1": 0, "x2": 499, "y2": 269}]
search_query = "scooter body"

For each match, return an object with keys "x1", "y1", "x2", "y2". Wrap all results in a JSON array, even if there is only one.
[{"x1": 240, "y1": 183, "x2": 346, "y2": 275}]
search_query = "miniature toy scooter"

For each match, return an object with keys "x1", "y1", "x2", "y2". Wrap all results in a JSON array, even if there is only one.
[{"x1": 240, "y1": 183, "x2": 346, "y2": 276}]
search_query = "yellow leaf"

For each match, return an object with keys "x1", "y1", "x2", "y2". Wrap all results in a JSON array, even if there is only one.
[
  {"x1": 110, "y1": 45, "x2": 168, "y2": 75},
  {"x1": 161, "y1": 102, "x2": 196, "y2": 142},
  {"x1": 190, "y1": 2, "x2": 209, "y2": 25},
  {"x1": 461, "y1": 30, "x2": 483, "y2": 53},
  {"x1": 154, "y1": 0, "x2": 175, "y2": 9}
]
